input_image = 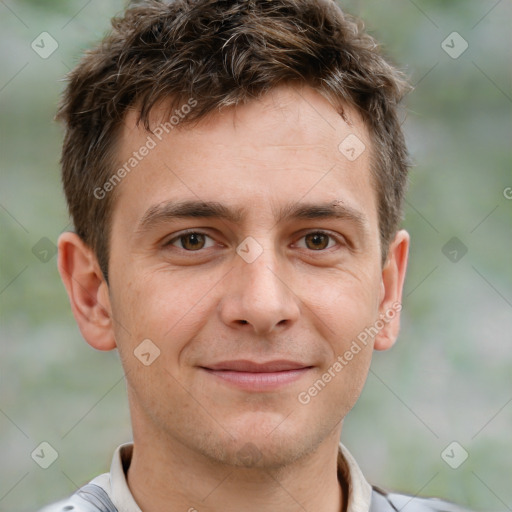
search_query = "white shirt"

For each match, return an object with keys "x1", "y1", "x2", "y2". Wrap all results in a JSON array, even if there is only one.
[{"x1": 86, "y1": 442, "x2": 372, "y2": 512}]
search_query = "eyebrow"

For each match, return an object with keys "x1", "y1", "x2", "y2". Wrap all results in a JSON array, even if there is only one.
[{"x1": 136, "y1": 199, "x2": 368, "y2": 235}]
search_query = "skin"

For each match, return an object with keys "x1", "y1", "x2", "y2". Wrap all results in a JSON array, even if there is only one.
[{"x1": 58, "y1": 84, "x2": 409, "y2": 512}]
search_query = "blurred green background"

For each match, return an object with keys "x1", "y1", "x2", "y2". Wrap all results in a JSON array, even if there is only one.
[{"x1": 0, "y1": 0, "x2": 511, "y2": 510}]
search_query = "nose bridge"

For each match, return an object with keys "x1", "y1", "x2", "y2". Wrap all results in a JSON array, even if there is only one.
[
  {"x1": 243, "y1": 244, "x2": 284, "y2": 302},
  {"x1": 220, "y1": 236, "x2": 300, "y2": 335}
]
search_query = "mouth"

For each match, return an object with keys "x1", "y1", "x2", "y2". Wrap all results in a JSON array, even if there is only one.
[{"x1": 199, "y1": 360, "x2": 313, "y2": 391}]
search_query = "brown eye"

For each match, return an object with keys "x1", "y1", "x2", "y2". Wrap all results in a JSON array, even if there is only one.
[
  {"x1": 177, "y1": 233, "x2": 206, "y2": 250},
  {"x1": 304, "y1": 232, "x2": 330, "y2": 250}
]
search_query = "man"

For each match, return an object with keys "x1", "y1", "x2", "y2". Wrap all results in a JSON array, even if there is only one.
[{"x1": 41, "y1": 0, "x2": 474, "y2": 510}]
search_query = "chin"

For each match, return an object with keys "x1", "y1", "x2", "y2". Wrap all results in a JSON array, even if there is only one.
[{"x1": 194, "y1": 414, "x2": 331, "y2": 471}]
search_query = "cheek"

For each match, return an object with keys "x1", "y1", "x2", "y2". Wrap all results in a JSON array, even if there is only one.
[
  {"x1": 109, "y1": 268, "x2": 217, "y2": 365},
  {"x1": 313, "y1": 273, "x2": 381, "y2": 406},
  {"x1": 301, "y1": 270, "x2": 381, "y2": 351}
]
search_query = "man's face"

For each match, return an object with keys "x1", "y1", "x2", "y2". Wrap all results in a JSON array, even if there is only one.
[{"x1": 105, "y1": 85, "x2": 400, "y2": 467}]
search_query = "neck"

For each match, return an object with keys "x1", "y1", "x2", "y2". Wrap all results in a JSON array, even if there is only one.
[{"x1": 127, "y1": 428, "x2": 347, "y2": 512}]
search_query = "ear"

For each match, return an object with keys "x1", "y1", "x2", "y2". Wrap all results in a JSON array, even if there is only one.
[
  {"x1": 57, "y1": 231, "x2": 116, "y2": 351},
  {"x1": 374, "y1": 229, "x2": 410, "y2": 351}
]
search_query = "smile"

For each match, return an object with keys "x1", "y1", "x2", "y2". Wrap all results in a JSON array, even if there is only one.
[{"x1": 200, "y1": 360, "x2": 313, "y2": 391}]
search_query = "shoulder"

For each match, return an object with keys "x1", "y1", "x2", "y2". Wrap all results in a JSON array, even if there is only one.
[
  {"x1": 37, "y1": 474, "x2": 117, "y2": 512},
  {"x1": 371, "y1": 486, "x2": 475, "y2": 512}
]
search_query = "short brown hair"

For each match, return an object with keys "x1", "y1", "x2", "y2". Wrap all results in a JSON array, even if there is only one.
[{"x1": 57, "y1": 0, "x2": 410, "y2": 282}]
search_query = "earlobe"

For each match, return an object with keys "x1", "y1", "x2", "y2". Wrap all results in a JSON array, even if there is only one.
[
  {"x1": 374, "y1": 230, "x2": 410, "y2": 351},
  {"x1": 58, "y1": 232, "x2": 117, "y2": 351}
]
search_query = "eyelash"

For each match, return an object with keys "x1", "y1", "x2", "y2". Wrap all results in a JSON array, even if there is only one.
[{"x1": 164, "y1": 230, "x2": 345, "y2": 252}]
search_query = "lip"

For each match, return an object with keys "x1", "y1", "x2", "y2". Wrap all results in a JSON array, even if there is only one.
[
  {"x1": 204, "y1": 360, "x2": 310, "y2": 372},
  {"x1": 200, "y1": 360, "x2": 313, "y2": 391}
]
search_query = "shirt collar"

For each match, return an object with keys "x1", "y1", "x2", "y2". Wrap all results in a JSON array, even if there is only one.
[
  {"x1": 108, "y1": 443, "x2": 142, "y2": 512},
  {"x1": 337, "y1": 442, "x2": 373, "y2": 511},
  {"x1": 106, "y1": 442, "x2": 372, "y2": 512}
]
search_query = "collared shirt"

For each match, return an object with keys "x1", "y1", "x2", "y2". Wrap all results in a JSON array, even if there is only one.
[{"x1": 86, "y1": 441, "x2": 372, "y2": 512}]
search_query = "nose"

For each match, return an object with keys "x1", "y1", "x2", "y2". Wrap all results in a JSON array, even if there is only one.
[{"x1": 218, "y1": 243, "x2": 300, "y2": 336}]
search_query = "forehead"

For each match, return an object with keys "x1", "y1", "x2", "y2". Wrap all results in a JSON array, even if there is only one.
[
  {"x1": 111, "y1": 85, "x2": 377, "y2": 232},
  {"x1": 128, "y1": 86, "x2": 368, "y2": 160}
]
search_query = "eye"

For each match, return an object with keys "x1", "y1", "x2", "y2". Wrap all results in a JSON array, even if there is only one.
[
  {"x1": 296, "y1": 231, "x2": 339, "y2": 251},
  {"x1": 166, "y1": 231, "x2": 216, "y2": 251}
]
